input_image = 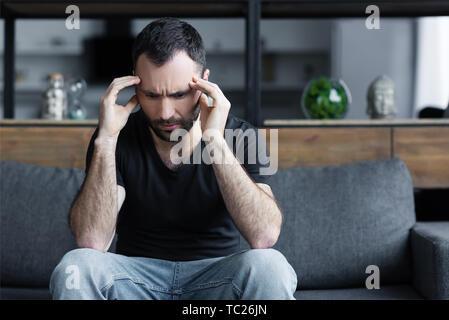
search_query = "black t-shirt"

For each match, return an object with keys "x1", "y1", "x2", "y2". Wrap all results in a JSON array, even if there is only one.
[{"x1": 85, "y1": 107, "x2": 272, "y2": 261}]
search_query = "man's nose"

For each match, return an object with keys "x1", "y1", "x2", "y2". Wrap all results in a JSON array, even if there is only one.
[{"x1": 158, "y1": 97, "x2": 176, "y2": 121}]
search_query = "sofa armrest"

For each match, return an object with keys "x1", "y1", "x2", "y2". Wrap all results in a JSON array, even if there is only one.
[{"x1": 411, "y1": 222, "x2": 449, "y2": 299}]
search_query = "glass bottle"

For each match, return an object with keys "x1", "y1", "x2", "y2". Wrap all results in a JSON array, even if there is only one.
[
  {"x1": 41, "y1": 73, "x2": 68, "y2": 120},
  {"x1": 67, "y1": 78, "x2": 87, "y2": 120}
]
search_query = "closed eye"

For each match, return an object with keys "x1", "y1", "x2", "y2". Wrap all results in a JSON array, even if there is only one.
[
  {"x1": 173, "y1": 93, "x2": 186, "y2": 99},
  {"x1": 146, "y1": 93, "x2": 159, "y2": 99}
]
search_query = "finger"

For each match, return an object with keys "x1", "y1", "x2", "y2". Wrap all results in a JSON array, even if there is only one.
[
  {"x1": 200, "y1": 92, "x2": 214, "y2": 108},
  {"x1": 111, "y1": 76, "x2": 140, "y2": 92},
  {"x1": 124, "y1": 95, "x2": 139, "y2": 113},
  {"x1": 114, "y1": 75, "x2": 140, "y2": 83},
  {"x1": 199, "y1": 92, "x2": 213, "y2": 109},
  {"x1": 189, "y1": 78, "x2": 220, "y2": 101},
  {"x1": 107, "y1": 76, "x2": 139, "y2": 92},
  {"x1": 197, "y1": 77, "x2": 223, "y2": 94},
  {"x1": 190, "y1": 77, "x2": 219, "y2": 93},
  {"x1": 107, "y1": 77, "x2": 140, "y2": 100}
]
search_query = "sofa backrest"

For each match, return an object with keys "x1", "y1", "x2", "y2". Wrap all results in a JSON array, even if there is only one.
[
  {"x1": 239, "y1": 157, "x2": 416, "y2": 289},
  {"x1": 1, "y1": 160, "x2": 83, "y2": 287},
  {"x1": 2, "y1": 157, "x2": 416, "y2": 290}
]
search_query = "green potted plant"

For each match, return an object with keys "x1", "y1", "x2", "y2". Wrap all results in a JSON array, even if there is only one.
[{"x1": 301, "y1": 76, "x2": 351, "y2": 120}]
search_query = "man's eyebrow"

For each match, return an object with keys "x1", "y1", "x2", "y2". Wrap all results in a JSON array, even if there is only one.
[{"x1": 138, "y1": 87, "x2": 192, "y2": 97}]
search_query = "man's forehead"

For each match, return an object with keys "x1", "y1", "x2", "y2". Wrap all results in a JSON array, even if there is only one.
[
  {"x1": 137, "y1": 83, "x2": 192, "y2": 95},
  {"x1": 134, "y1": 53, "x2": 201, "y2": 94}
]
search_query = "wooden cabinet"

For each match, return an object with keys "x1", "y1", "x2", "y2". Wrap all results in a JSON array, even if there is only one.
[
  {"x1": 393, "y1": 127, "x2": 449, "y2": 188},
  {"x1": 1, "y1": 119, "x2": 449, "y2": 188},
  {"x1": 272, "y1": 127, "x2": 391, "y2": 168},
  {"x1": 0, "y1": 121, "x2": 97, "y2": 169}
]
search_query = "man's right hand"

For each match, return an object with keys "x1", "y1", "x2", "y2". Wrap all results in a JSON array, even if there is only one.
[{"x1": 98, "y1": 76, "x2": 141, "y2": 139}]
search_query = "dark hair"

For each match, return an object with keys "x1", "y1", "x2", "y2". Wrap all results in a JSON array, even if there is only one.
[{"x1": 132, "y1": 17, "x2": 206, "y2": 76}]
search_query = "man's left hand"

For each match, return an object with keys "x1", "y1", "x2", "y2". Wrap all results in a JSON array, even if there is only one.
[{"x1": 189, "y1": 75, "x2": 231, "y2": 141}]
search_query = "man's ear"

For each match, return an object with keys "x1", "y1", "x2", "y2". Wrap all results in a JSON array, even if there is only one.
[{"x1": 203, "y1": 68, "x2": 210, "y2": 81}]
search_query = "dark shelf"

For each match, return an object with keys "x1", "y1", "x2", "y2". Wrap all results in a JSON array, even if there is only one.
[
  {"x1": 3, "y1": 0, "x2": 449, "y2": 18},
  {"x1": 1, "y1": 1, "x2": 248, "y2": 19},
  {"x1": 261, "y1": 0, "x2": 449, "y2": 18}
]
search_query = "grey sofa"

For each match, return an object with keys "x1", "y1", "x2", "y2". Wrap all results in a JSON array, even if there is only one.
[{"x1": 1, "y1": 157, "x2": 448, "y2": 300}]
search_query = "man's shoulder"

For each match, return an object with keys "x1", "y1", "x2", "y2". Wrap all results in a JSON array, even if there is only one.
[
  {"x1": 109, "y1": 108, "x2": 144, "y2": 153},
  {"x1": 225, "y1": 112, "x2": 258, "y2": 131},
  {"x1": 125, "y1": 107, "x2": 144, "y2": 129}
]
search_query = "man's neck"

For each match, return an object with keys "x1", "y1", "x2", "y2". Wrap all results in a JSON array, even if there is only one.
[{"x1": 149, "y1": 128, "x2": 176, "y2": 154}]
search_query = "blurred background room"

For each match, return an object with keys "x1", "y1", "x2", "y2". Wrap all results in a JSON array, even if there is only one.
[{"x1": 1, "y1": 16, "x2": 448, "y2": 121}]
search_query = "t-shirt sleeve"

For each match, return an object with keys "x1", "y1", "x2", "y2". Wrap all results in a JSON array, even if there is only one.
[
  {"x1": 85, "y1": 127, "x2": 125, "y2": 188},
  {"x1": 232, "y1": 124, "x2": 275, "y2": 186}
]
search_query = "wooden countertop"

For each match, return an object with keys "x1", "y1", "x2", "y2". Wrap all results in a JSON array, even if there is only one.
[
  {"x1": 264, "y1": 118, "x2": 449, "y2": 127},
  {"x1": 1, "y1": 118, "x2": 449, "y2": 128},
  {"x1": 0, "y1": 119, "x2": 99, "y2": 127}
]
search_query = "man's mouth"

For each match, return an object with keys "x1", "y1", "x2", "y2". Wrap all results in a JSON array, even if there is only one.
[{"x1": 159, "y1": 123, "x2": 180, "y2": 131}]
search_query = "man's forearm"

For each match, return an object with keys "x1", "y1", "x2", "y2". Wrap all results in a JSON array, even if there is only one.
[
  {"x1": 70, "y1": 135, "x2": 119, "y2": 251},
  {"x1": 207, "y1": 135, "x2": 282, "y2": 249}
]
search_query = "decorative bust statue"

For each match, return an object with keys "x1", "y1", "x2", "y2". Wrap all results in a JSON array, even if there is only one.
[{"x1": 366, "y1": 75, "x2": 397, "y2": 119}]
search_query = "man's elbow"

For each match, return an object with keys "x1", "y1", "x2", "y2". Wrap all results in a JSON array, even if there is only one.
[
  {"x1": 251, "y1": 209, "x2": 282, "y2": 249},
  {"x1": 250, "y1": 228, "x2": 281, "y2": 249},
  {"x1": 251, "y1": 239, "x2": 276, "y2": 250},
  {"x1": 76, "y1": 236, "x2": 108, "y2": 253}
]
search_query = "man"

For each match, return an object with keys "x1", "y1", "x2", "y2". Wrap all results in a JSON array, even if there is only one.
[{"x1": 50, "y1": 17, "x2": 297, "y2": 300}]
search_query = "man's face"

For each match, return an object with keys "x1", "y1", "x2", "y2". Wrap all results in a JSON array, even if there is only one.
[{"x1": 134, "y1": 50, "x2": 205, "y2": 142}]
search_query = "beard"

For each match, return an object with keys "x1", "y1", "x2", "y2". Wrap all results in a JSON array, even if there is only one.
[{"x1": 147, "y1": 96, "x2": 201, "y2": 143}]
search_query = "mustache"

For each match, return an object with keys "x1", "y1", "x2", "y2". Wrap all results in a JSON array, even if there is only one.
[{"x1": 154, "y1": 119, "x2": 183, "y2": 126}]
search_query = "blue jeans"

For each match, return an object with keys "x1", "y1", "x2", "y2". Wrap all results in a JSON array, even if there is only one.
[{"x1": 49, "y1": 248, "x2": 297, "y2": 300}]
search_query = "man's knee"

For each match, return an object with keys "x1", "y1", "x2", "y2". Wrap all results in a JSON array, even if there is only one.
[
  {"x1": 49, "y1": 248, "x2": 107, "y2": 296},
  {"x1": 238, "y1": 248, "x2": 297, "y2": 287}
]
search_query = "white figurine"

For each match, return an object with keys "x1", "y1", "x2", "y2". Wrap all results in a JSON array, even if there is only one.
[{"x1": 366, "y1": 75, "x2": 397, "y2": 119}]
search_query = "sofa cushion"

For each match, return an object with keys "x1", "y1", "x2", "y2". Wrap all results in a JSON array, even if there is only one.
[
  {"x1": 241, "y1": 158, "x2": 416, "y2": 289},
  {"x1": 0, "y1": 160, "x2": 82, "y2": 287},
  {"x1": 294, "y1": 285, "x2": 422, "y2": 300}
]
